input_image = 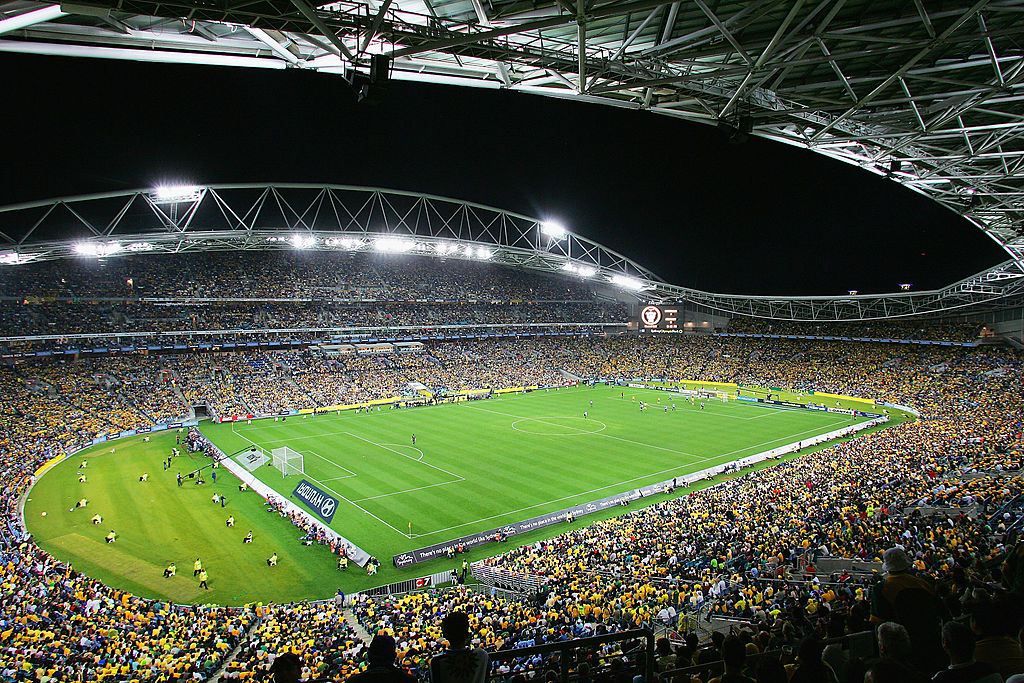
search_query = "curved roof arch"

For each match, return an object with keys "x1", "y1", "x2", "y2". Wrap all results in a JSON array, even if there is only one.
[
  {"x1": 1, "y1": 182, "x2": 1023, "y2": 321},
  {"x1": 1, "y1": 0, "x2": 1022, "y2": 318}
]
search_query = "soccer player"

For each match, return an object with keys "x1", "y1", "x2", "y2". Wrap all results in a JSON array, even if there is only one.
[
  {"x1": 78, "y1": 474, "x2": 86, "y2": 483},
  {"x1": 243, "y1": 531, "x2": 253, "y2": 544},
  {"x1": 76, "y1": 498, "x2": 88, "y2": 509},
  {"x1": 589, "y1": 400, "x2": 593, "y2": 407},
  {"x1": 412, "y1": 434, "x2": 416, "y2": 445},
  {"x1": 338, "y1": 556, "x2": 348, "y2": 570},
  {"x1": 226, "y1": 515, "x2": 234, "y2": 527},
  {"x1": 105, "y1": 530, "x2": 117, "y2": 543},
  {"x1": 176, "y1": 473, "x2": 183, "y2": 487},
  {"x1": 672, "y1": 403, "x2": 677, "y2": 410},
  {"x1": 198, "y1": 569, "x2": 208, "y2": 589},
  {"x1": 163, "y1": 562, "x2": 176, "y2": 578},
  {"x1": 139, "y1": 473, "x2": 148, "y2": 482},
  {"x1": 193, "y1": 558, "x2": 203, "y2": 576},
  {"x1": 701, "y1": 401, "x2": 705, "y2": 410},
  {"x1": 91, "y1": 513, "x2": 102, "y2": 525},
  {"x1": 267, "y1": 552, "x2": 278, "y2": 566},
  {"x1": 583, "y1": 411, "x2": 588, "y2": 419},
  {"x1": 80, "y1": 460, "x2": 87, "y2": 468},
  {"x1": 211, "y1": 493, "x2": 219, "y2": 504}
]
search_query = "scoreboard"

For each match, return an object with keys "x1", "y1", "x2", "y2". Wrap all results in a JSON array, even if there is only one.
[{"x1": 637, "y1": 304, "x2": 679, "y2": 330}]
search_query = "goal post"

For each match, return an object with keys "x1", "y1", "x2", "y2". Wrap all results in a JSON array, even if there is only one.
[
  {"x1": 271, "y1": 447, "x2": 305, "y2": 478},
  {"x1": 697, "y1": 389, "x2": 730, "y2": 403}
]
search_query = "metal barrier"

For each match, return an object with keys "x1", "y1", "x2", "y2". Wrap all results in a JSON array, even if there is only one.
[{"x1": 485, "y1": 629, "x2": 654, "y2": 683}]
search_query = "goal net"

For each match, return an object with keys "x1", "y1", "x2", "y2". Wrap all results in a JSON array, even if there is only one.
[
  {"x1": 697, "y1": 390, "x2": 730, "y2": 403},
  {"x1": 271, "y1": 447, "x2": 305, "y2": 477}
]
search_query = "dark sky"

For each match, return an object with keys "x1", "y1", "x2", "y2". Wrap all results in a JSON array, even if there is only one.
[{"x1": 1, "y1": 52, "x2": 1008, "y2": 296}]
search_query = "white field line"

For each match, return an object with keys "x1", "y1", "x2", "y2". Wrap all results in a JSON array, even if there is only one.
[
  {"x1": 465, "y1": 403, "x2": 851, "y2": 463},
  {"x1": 226, "y1": 391, "x2": 859, "y2": 540},
  {"x1": 353, "y1": 479, "x2": 465, "y2": 502},
  {"x1": 301, "y1": 451, "x2": 357, "y2": 479},
  {"x1": 342, "y1": 432, "x2": 466, "y2": 481},
  {"x1": 229, "y1": 424, "x2": 411, "y2": 538},
  {"x1": 605, "y1": 395, "x2": 777, "y2": 420},
  {"x1": 413, "y1": 412, "x2": 855, "y2": 538}
]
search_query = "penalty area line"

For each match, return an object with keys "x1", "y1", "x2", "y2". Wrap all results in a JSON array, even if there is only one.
[{"x1": 227, "y1": 423, "x2": 410, "y2": 539}]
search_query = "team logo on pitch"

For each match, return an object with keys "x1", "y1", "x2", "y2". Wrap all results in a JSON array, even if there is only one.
[
  {"x1": 640, "y1": 305, "x2": 662, "y2": 327},
  {"x1": 320, "y1": 498, "x2": 336, "y2": 518}
]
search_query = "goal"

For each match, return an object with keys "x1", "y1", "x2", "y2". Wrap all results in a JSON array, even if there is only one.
[
  {"x1": 698, "y1": 390, "x2": 730, "y2": 403},
  {"x1": 271, "y1": 447, "x2": 305, "y2": 477}
]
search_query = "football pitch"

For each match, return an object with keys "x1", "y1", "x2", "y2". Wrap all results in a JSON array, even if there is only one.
[
  {"x1": 202, "y1": 385, "x2": 869, "y2": 559},
  {"x1": 25, "y1": 384, "x2": 892, "y2": 604}
]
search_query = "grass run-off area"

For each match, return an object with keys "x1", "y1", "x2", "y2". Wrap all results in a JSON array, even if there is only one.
[{"x1": 26, "y1": 384, "x2": 904, "y2": 605}]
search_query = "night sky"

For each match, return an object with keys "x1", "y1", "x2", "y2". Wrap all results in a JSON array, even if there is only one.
[{"x1": 2, "y1": 52, "x2": 1008, "y2": 296}]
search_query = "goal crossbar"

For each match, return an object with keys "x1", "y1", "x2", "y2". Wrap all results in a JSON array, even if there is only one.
[{"x1": 271, "y1": 446, "x2": 304, "y2": 478}]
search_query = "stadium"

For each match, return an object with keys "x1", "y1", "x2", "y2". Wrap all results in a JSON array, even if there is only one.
[{"x1": 2, "y1": 2, "x2": 1024, "y2": 683}]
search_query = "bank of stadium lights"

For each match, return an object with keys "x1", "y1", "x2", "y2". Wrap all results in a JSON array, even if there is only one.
[
  {"x1": 435, "y1": 241, "x2": 459, "y2": 256},
  {"x1": 325, "y1": 236, "x2": 364, "y2": 250},
  {"x1": 540, "y1": 220, "x2": 568, "y2": 240},
  {"x1": 151, "y1": 185, "x2": 203, "y2": 204},
  {"x1": 72, "y1": 241, "x2": 154, "y2": 257},
  {"x1": 373, "y1": 236, "x2": 415, "y2": 253},
  {"x1": 562, "y1": 262, "x2": 596, "y2": 278},
  {"x1": 611, "y1": 274, "x2": 646, "y2": 291},
  {"x1": 291, "y1": 234, "x2": 316, "y2": 249},
  {"x1": 74, "y1": 241, "x2": 123, "y2": 257},
  {"x1": 0, "y1": 252, "x2": 39, "y2": 266}
]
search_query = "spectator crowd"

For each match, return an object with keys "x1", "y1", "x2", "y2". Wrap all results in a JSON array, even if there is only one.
[{"x1": 0, "y1": 307, "x2": 1021, "y2": 681}]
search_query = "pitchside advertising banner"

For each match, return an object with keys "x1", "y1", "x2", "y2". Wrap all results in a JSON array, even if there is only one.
[
  {"x1": 394, "y1": 487, "x2": 670, "y2": 567},
  {"x1": 292, "y1": 479, "x2": 340, "y2": 524}
]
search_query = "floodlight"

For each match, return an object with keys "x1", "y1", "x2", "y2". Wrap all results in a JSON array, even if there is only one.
[
  {"x1": 435, "y1": 241, "x2": 458, "y2": 255},
  {"x1": 562, "y1": 261, "x2": 596, "y2": 277},
  {"x1": 74, "y1": 241, "x2": 123, "y2": 257},
  {"x1": 475, "y1": 246, "x2": 493, "y2": 260},
  {"x1": 0, "y1": 252, "x2": 38, "y2": 265},
  {"x1": 374, "y1": 236, "x2": 413, "y2": 253},
  {"x1": 540, "y1": 220, "x2": 568, "y2": 239},
  {"x1": 611, "y1": 274, "x2": 646, "y2": 291},
  {"x1": 125, "y1": 242, "x2": 154, "y2": 252},
  {"x1": 291, "y1": 234, "x2": 316, "y2": 249},
  {"x1": 152, "y1": 185, "x2": 203, "y2": 203}
]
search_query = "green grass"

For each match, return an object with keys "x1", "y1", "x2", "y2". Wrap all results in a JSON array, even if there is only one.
[{"x1": 26, "y1": 384, "x2": 899, "y2": 605}]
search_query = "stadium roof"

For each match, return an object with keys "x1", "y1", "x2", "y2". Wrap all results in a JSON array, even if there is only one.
[
  {"x1": 1, "y1": 182, "x2": 1023, "y2": 321},
  {"x1": 0, "y1": 0, "x2": 1022, "y2": 319}
]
